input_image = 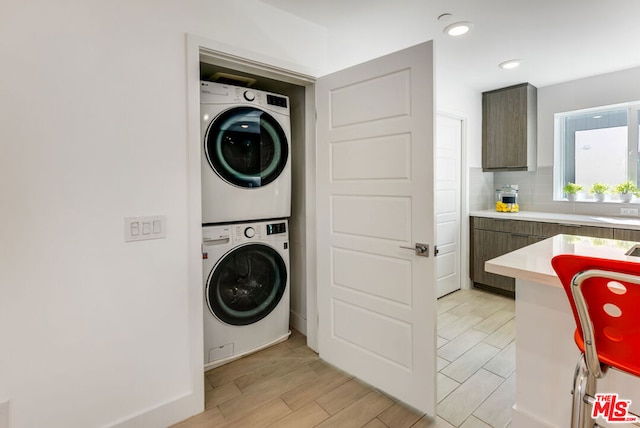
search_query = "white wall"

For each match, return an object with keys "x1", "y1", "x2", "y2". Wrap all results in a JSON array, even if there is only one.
[
  {"x1": 437, "y1": 78, "x2": 482, "y2": 167},
  {"x1": 538, "y1": 66, "x2": 640, "y2": 166},
  {"x1": 0, "y1": 1, "x2": 325, "y2": 427}
]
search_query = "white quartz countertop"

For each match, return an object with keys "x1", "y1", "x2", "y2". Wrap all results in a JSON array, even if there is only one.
[
  {"x1": 485, "y1": 234, "x2": 640, "y2": 287},
  {"x1": 470, "y1": 209, "x2": 640, "y2": 230}
]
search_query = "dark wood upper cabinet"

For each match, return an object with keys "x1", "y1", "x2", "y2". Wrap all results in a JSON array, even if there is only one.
[{"x1": 482, "y1": 83, "x2": 537, "y2": 171}]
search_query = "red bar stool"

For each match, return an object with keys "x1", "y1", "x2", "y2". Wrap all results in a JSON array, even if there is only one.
[{"x1": 552, "y1": 254, "x2": 640, "y2": 427}]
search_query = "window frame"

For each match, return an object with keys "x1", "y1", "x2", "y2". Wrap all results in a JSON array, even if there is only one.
[{"x1": 553, "y1": 101, "x2": 640, "y2": 201}]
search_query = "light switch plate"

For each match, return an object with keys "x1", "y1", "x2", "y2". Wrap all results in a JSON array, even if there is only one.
[{"x1": 125, "y1": 216, "x2": 166, "y2": 242}]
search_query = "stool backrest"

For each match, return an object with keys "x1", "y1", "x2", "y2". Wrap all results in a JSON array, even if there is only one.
[{"x1": 552, "y1": 254, "x2": 640, "y2": 378}]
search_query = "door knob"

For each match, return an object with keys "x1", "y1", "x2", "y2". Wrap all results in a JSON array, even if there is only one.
[{"x1": 400, "y1": 243, "x2": 429, "y2": 257}]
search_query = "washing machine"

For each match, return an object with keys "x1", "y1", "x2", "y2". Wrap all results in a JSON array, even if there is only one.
[
  {"x1": 200, "y1": 81, "x2": 291, "y2": 224},
  {"x1": 202, "y1": 219, "x2": 290, "y2": 369}
]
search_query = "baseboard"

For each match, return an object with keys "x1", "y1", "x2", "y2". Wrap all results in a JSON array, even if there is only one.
[
  {"x1": 472, "y1": 282, "x2": 515, "y2": 298},
  {"x1": 109, "y1": 388, "x2": 203, "y2": 428},
  {"x1": 290, "y1": 310, "x2": 307, "y2": 335}
]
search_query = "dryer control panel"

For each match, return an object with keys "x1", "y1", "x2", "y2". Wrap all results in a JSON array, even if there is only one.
[
  {"x1": 200, "y1": 81, "x2": 290, "y2": 116},
  {"x1": 267, "y1": 94, "x2": 287, "y2": 108}
]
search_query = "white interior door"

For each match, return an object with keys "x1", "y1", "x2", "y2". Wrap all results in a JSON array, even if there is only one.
[
  {"x1": 436, "y1": 114, "x2": 462, "y2": 298},
  {"x1": 316, "y1": 41, "x2": 437, "y2": 415}
]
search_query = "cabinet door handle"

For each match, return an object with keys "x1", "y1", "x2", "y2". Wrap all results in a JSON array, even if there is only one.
[
  {"x1": 511, "y1": 233, "x2": 529, "y2": 237},
  {"x1": 558, "y1": 223, "x2": 582, "y2": 228}
]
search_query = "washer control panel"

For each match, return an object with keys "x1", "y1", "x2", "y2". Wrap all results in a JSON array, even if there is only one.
[
  {"x1": 230, "y1": 220, "x2": 287, "y2": 244},
  {"x1": 266, "y1": 222, "x2": 286, "y2": 235}
]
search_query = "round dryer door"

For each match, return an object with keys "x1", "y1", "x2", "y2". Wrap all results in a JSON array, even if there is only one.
[
  {"x1": 206, "y1": 243, "x2": 287, "y2": 326},
  {"x1": 204, "y1": 106, "x2": 288, "y2": 188}
]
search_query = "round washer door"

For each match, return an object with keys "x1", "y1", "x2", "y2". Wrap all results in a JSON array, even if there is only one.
[
  {"x1": 206, "y1": 243, "x2": 287, "y2": 326},
  {"x1": 204, "y1": 106, "x2": 288, "y2": 188}
]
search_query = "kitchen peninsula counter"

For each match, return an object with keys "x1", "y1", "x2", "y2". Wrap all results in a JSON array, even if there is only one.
[{"x1": 486, "y1": 234, "x2": 640, "y2": 427}]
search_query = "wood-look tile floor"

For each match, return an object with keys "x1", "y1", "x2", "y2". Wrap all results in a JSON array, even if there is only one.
[{"x1": 174, "y1": 288, "x2": 515, "y2": 428}]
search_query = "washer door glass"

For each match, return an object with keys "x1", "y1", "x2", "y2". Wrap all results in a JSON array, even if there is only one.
[
  {"x1": 205, "y1": 106, "x2": 288, "y2": 188},
  {"x1": 207, "y1": 243, "x2": 287, "y2": 326}
]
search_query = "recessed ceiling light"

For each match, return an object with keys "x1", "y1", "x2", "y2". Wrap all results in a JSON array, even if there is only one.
[
  {"x1": 444, "y1": 21, "x2": 472, "y2": 37},
  {"x1": 499, "y1": 59, "x2": 521, "y2": 70}
]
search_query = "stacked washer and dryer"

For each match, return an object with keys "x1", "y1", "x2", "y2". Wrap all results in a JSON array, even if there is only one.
[{"x1": 200, "y1": 81, "x2": 292, "y2": 370}]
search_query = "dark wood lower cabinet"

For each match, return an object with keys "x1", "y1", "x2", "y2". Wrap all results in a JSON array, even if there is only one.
[
  {"x1": 614, "y1": 229, "x2": 640, "y2": 242},
  {"x1": 470, "y1": 216, "x2": 618, "y2": 296},
  {"x1": 473, "y1": 229, "x2": 514, "y2": 293}
]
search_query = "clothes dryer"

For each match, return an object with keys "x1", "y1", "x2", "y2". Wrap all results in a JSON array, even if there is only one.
[
  {"x1": 200, "y1": 81, "x2": 291, "y2": 224},
  {"x1": 202, "y1": 219, "x2": 290, "y2": 369}
]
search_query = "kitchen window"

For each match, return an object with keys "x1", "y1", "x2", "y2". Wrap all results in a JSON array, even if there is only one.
[{"x1": 555, "y1": 102, "x2": 640, "y2": 201}]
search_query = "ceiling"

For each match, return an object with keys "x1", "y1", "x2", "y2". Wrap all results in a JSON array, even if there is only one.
[{"x1": 258, "y1": 0, "x2": 640, "y2": 91}]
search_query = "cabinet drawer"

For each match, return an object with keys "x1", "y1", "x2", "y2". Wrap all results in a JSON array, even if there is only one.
[
  {"x1": 473, "y1": 217, "x2": 535, "y2": 234},
  {"x1": 535, "y1": 222, "x2": 613, "y2": 239}
]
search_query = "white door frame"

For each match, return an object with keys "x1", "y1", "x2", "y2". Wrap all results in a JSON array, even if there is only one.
[{"x1": 184, "y1": 34, "x2": 320, "y2": 416}]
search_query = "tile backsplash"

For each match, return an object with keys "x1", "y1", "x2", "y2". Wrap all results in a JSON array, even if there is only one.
[
  {"x1": 472, "y1": 166, "x2": 639, "y2": 217},
  {"x1": 468, "y1": 167, "x2": 494, "y2": 212}
]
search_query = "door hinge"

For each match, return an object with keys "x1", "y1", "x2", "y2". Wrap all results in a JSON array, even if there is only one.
[{"x1": 434, "y1": 245, "x2": 439, "y2": 257}]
